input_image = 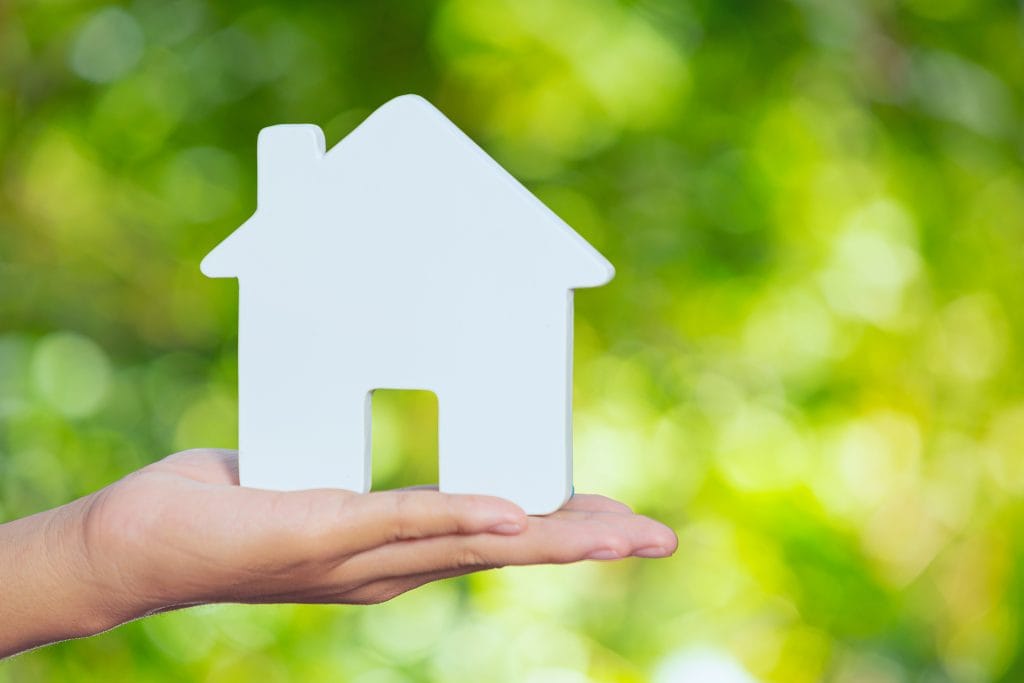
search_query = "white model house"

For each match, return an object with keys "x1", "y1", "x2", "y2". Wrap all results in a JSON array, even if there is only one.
[{"x1": 200, "y1": 94, "x2": 613, "y2": 514}]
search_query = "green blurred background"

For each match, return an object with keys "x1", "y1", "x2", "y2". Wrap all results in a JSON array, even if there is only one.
[{"x1": 2, "y1": 0, "x2": 1023, "y2": 681}]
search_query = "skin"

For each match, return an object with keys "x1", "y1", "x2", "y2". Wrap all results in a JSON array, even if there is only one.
[{"x1": 0, "y1": 448, "x2": 677, "y2": 658}]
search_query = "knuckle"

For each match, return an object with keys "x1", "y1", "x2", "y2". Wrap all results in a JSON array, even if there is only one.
[
  {"x1": 605, "y1": 537, "x2": 632, "y2": 558},
  {"x1": 444, "y1": 495, "x2": 469, "y2": 531},
  {"x1": 386, "y1": 491, "x2": 430, "y2": 541},
  {"x1": 386, "y1": 493, "x2": 413, "y2": 541},
  {"x1": 454, "y1": 545, "x2": 490, "y2": 569}
]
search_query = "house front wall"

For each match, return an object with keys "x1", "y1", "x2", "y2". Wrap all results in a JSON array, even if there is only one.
[
  {"x1": 236, "y1": 276, "x2": 372, "y2": 493},
  {"x1": 435, "y1": 291, "x2": 576, "y2": 515},
  {"x1": 236, "y1": 272, "x2": 575, "y2": 513}
]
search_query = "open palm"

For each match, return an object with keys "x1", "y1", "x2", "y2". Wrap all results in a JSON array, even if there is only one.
[{"x1": 79, "y1": 449, "x2": 676, "y2": 618}]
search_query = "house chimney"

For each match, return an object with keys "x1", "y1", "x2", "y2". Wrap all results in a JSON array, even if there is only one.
[{"x1": 257, "y1": 124, "x2": 326, "y2": 209}]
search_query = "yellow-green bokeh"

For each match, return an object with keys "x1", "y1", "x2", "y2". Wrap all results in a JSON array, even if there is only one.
[{"x1": 1, "y1": 1, "x2": 1023, "y2": 681}]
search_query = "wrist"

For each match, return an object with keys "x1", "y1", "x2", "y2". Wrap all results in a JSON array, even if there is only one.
[{"x1": 0, "y1": 494, "x2": 139, "y2": 657}]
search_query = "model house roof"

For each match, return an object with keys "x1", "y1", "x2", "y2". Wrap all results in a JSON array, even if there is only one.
[{"x1": 201, "y1": 95, "x2": 614, "y2": 289}]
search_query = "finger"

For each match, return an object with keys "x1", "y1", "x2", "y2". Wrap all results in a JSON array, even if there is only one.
[
  {"x1": 385, "y1": 490, "x2": 632, "y2": 514},
  {"x1": 250, "y1": 566, "x2": 479, "y2": 606},
  {"x1": 555, "y1": 507, "x2": 678, "y2": 558},
  {"x1": 173, "y1": 485, "x2": 527, "y2": 588},
  {"x1": 341, "y1": 566, "x2": 478, "y2": 605},
  {"x1": 221, "y1": 564, "x2": 477, "y2": 606},
  {"x1": 331, "y1": 510, "x2": 672, "y2": 588},
  {"x1": 371, "y1": 489, "x2": 633, "y2": 515},
  {"x1": 227, "y1": 558, "x2": 485, "y2": 606},
  {"x1": 561, "y1": 493, "x2": 634, "y2": 515},
  {"x1": 308, "y1": 489, "x2": 528, "y2": 556},
  {"x1": 387, "y1": 488, "x2": 632, "y2": 515},
  {"x1": 501, "y1": 511, "x2": 676, "y2": 560}
]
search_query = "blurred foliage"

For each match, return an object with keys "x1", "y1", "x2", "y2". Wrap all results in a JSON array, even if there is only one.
[{"x1": 1, "y1": 0, "x2": 1023, "y2": 681}]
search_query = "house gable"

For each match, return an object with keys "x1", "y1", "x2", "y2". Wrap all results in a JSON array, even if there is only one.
[{"x1": 201, "y1": 95, "x2": 614, "y2": 289}]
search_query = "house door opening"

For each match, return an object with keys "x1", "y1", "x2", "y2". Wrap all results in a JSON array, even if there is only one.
[{"x1": 370, "y1": 389, "x2": 439, "y2": 490}]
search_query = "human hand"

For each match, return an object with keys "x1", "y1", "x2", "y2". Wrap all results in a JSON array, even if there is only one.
[{"x1": 0, "y1": 448, "x2": 676, "y2": 657}]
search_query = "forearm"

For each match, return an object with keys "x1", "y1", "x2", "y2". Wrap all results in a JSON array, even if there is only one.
[{"x1": 0, "y1": 497, "x2": 126, "y2": 657}]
